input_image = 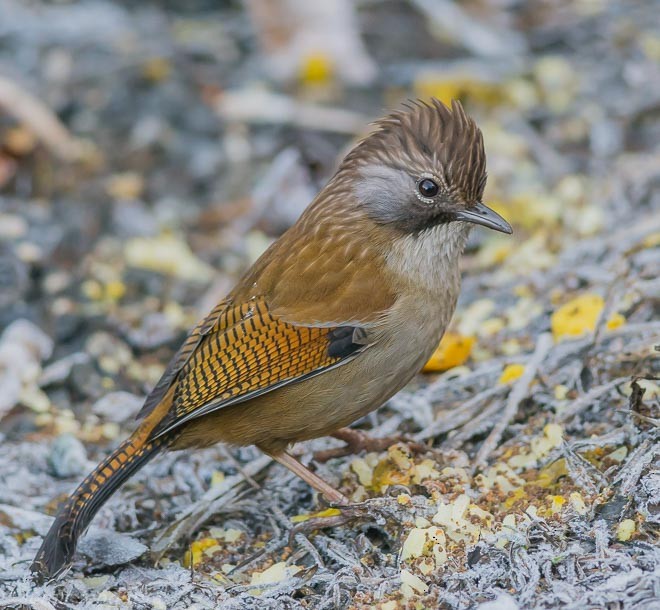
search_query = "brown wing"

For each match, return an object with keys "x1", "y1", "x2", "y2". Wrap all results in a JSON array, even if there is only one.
[
  {"x1": 146, "y1": 297, "x2": 370, "y2": 439},
  {"x1": 140, "y1": 206, "x2": 398, "y2": 438},
  {"x1": 136, "y1": 298, "x2": 231, "y2": 421}
]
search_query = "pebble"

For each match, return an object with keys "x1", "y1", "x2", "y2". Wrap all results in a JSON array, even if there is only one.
[
  {"x1": 78, "y1": 528, "x2": 148, "y2": 567},
  {"x1": 40, "y1": 352, "x2": 91, "y2": 387},
  {"x1": 92, "y1": 391, "x2": 144, "y2": 424},
  {"x1": 86, "y1": 332, "x2": 133, "y2": 372},
  {"x1": 69, "y1": 360, "x2": 104, "y2": 400},
  {"x1": 47, "y1": 433, "x2": 89, "y2": 478},
  {"x1": 121, "y1": 311, "x2": 177, "y2": 350},
  {"x1": 0, "y1": 319, "x2": 53, "y2": 416},
  {"x1": 1, "y1": 318, "x2": 54, "y2": 361}
]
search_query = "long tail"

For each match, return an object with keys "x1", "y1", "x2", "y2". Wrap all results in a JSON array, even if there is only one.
[{"x1": 30, "y1": 431, "x2": 175, "y2": 582}]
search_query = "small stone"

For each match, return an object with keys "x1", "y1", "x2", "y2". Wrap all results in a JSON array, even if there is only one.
[
  {"x1": 69, "y1": 360, "x2": 104, "y2": 400},
  {"x1": 122, "y1": 312, "x2": 177, "y2": 350},
  {"x1": 40, "y1": 352, "x2": 91, "y2": 387},
  {"x1": 48, "y1": 434, "x2": 88, "y2": 478},
  {"x1": 0, "y1": 213, "x2": 28, "y2": 239},
  {"x1": 124, "y1": 234, "x2": 213, "y2": 281},
  {"x1": 78, "y1": 528, "x2": 148, "y2": 567},
  {"x1": 105, "y1": 171, "x2": 145, "y2": 200},
  {"x1": 20, "y1": 386, "x2": 51, "y2": 412},
  {"x1": 92, "y1": 391, "x2": 144, "y2": 424},
  {"x1": 1, "y1": 318, "x2": 53, "y2": 361},
  {"x1": 86, "y1": 332, "x2": 133, "y2": 371}
]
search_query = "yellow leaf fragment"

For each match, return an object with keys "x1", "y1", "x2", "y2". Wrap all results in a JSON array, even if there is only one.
[
  {"x1": 544, "y1": 423, "x2": 563, "y2": 447},
  {"x1": 124, "y1": 234, "x2": 214, "y2": 281},
  {"x1": 606, "y1": 313, "x2": 625, "y2": 331},
  {"x1": 400, "y1": 569, "x2": 429, "y2": 597},
  {"x1": 642, "y1": 231, "x2": 660, "y2": 248},
  {"x1": 499, "y1": 363, "x2": 525, "y2": 384},
  {"x1": 502, "y1": 514, "x2": 517, "y2": 529},
  {"x1": 401, "y1": 528, "x2": 428, "y2": 561},
  {"x1": 291, "y1": 507, "x2": 341, "y2": 523},
  {"x1": 569, "y1": 492, "x2": 588, "y2": 515},
  {"x1": 105, "y1": 171, "x2": 144, "y2": 200},
  {"x1": 414, "y1": 74, "x2": 499, "y2": 106},
  {"x1": 548, "y1": 495, "x2": 566, "y2": 514},
  {"x1": 299, "y1": 53, "x2": 334, "y2": 85},
  {"x1": 412, "y1": 459, "x2": 440, "y2": 484},
  {"x1": 495, "y1": 513, "x2": 518, "y2": 548},
  {"x1": 351, "y1": 457, "x2": 374, "y2": 487},
  {"x1": 210, "y1": 470, "x2": 225, "y2": 487},
  {"x1": 183, "y1": 537, "x2": 218, "y2": 567},
  {"x1": 606, "y1": 447, "x2": 628, "y2": 463},
  {"x1": 551, "y1": 294, "x2": 604, "y2": 340},
  {"x1": 388, "y1": 443, "x2": 413, "y2": 471},
  {"x1": 209, "y1": 527, "x2": 244, "y2": 543},
  {"x1": 249, "y1": 562, "x2": 303, "y2": 595},
  {"x1": 423, "y1": 333, "x2": 475, "y2": 372},
  {"x1": 104, "y1": 280, "x2": 126, "y2": 301},
  {"x1": 371, "y1": 458, "x2": 411, "y2": 492},
  {"x1": 432, "y1": 494, "x2": 485, "y2": 543},
  {"x1": 617, "y1": 519, "x2": 636, "y2": 542},
  {"x1": 503, "y1": 487, "x2": 527, "y2": 509},
  {"x1": 141, "y1": 57, "x2": 171, "y2": 82},
  {"x1": 429, "y1": 526, "x2": 448, "y2": 566},
  {"x1": 5, "y1": 125, "x2": 37, "y2": 155},
  {"x1": 535, "y1": 459, "x2": 569, "y2": 488},
  {"x1": 458, "y1": 299, "x2": 496, "y2": 335}
]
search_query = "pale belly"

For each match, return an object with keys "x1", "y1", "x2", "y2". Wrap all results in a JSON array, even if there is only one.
[{"x1": 174, "y1": 292, "x2": 456, "y2": 454}]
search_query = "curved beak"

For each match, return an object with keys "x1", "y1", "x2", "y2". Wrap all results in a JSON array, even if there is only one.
[{"x1": 454, "y1": 202, "x2": 513, "y2": 234}]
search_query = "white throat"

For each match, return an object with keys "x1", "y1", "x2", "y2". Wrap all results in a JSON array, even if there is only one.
[{"x1": 385, "y1": 222, "x2": 471, "y2": 294}]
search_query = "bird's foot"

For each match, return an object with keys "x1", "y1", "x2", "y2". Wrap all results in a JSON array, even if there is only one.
[{"x1": 314, "y1": 427, "x2": 426, "y2": 462}]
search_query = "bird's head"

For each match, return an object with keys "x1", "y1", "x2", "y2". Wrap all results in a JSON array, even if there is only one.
[{"x1": 344, "y1": 99, "x2": 512, "y2": 236}]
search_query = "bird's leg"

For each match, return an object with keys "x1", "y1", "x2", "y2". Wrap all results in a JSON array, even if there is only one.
[
  {"x1": 269, "y1": 451, "x2": 350, "y2": 505},
  {"x1": 314, "y1": 427, "x2": 426, "y2": 462}
]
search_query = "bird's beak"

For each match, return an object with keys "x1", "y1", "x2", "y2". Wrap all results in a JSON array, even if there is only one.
[{"x1": 453, "y1": 202, "x2": 513, "y2": 234}]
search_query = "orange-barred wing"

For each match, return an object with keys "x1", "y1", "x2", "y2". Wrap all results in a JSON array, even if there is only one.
[{"x1": 144, "y1": 297, "x2": 369, "y2": 438}]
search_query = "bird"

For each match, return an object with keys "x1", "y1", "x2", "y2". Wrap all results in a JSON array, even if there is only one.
[{"x1": 31, "y1": 99, "x2": 512, "y2": 581}]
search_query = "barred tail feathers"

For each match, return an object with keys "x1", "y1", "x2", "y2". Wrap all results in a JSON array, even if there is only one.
[{"x1": 30, "y1": 432, "x2": 172, "y2": 582}]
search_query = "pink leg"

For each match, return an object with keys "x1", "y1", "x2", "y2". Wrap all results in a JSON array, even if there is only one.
[{"x1": 268, "y1": 450, "x2": 350, "y2": 505}]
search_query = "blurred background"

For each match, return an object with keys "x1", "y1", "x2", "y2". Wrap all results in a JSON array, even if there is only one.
[{"x1": 0, "y1": 1, "x2": 658, "y2": 606}]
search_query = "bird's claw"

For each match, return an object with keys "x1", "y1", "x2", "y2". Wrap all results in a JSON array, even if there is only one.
[{"x1": 314, "y1": 428, "x2": 426, "y2": 463}]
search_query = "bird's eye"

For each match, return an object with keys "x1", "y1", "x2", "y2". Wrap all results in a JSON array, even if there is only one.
[{"x1": 418, "y1": 178, "x2": 439, "y2": 198}]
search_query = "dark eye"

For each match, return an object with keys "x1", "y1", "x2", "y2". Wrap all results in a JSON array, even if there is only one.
[{"x1": 418, "y1": 178, "x2": 439, "y2": 198}]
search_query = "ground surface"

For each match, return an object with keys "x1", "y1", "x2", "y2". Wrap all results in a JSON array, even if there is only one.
[{"x1": 0, "y1": 1, "x2": 658, "y2": 608}]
